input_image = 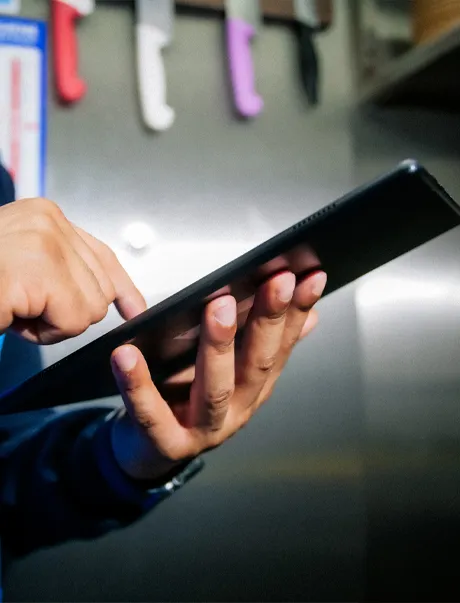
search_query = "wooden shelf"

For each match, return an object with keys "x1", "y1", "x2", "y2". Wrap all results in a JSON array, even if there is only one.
[
  {"x1": 350, "y1": 0, "x2": 460, "y2": 111},
  {"x1": 359, "y1": 26, "x2": 460, "y2": 110},
  {"x1": 177, "y1": 0, "x2": 296, "y2": 20},
  {"x1": 177, "y1": 0, "x2": 333, "y2": 24}
]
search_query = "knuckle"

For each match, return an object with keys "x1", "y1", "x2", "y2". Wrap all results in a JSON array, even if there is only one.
[
  {"x1": 47, "y1": 200, "x2": 64, "y2": 220},
  {"x1": 254, "y1": 354, "x2": 277, "y2": 374},
  {"x1": 281, "y1": 334, "x2": 299, "y2": 355},
  {"x1": 211, "y1": 339, "x2": 234, "y2": 355},
  {"x1": 65, "y1": 319, "x2": 91, "y2": 338},
  {"x1": 202, "y1": 388, "x2": 234, "y2": 428},
  {"x1": 35, "y1": 238, "x2": 63, "y2": 268},
  {"x1": 206, "y1": 431, "x2": 224, "y2": 449},
  {"x1": 204, "y1": 386, "x2": 234, "y2": 409},
  {"x1": 103, "y1": 279, "x2": 116, "y2": 303},
  {"x1": 134, "y1": 411, "x2": 156, "y2": 432},
  {"x1": 60, "y1": 309, "x2": 92, "y2": 337},
  {"x1": 98, "y1": 242, "x2": 120, "y2": 266},
  {"x1": 31, "y1": 197, "x2": 63, "y2": 219},
  {"x1": 28, "y1": 211, "x2": 58, "y2": 237},
  {"x1": 90, "y1": 300, "x2": 109, "y2": 323},
  {"x1": 265, "y1": 310, "x2": 288, "y2": 323},
  {"x1": 27, "y1": 196, "x2": 48, "y2": 210}
]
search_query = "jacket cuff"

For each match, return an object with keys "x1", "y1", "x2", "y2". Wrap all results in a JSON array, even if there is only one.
[{"x1": 69, "y1": 408, "x2": 204, "y2": 520}]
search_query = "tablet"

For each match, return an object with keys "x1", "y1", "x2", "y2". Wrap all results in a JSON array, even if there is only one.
[{"x1": 1, "y1": 159, "x2": 459, "y2": 414}]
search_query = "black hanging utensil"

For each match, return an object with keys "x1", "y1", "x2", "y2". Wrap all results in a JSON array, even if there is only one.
[
  {"x1": 293, "y1": 0, "x2": 331, "y2": 106},
  {"x1": 296, "y1": 19, "x2": 319, "y2": 105}
]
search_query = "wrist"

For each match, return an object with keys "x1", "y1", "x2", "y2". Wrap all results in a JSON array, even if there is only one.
[{"x1": 109, "y1": 408, "x2": 184, "y2": 483}]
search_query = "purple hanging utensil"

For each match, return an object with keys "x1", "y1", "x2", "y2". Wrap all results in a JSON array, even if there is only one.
[{"x1": 225, "y1": 0, "x2": 263, "y2": 118}]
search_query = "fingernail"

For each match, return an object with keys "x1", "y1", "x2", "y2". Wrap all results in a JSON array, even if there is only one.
[
  {"x1": 113, "y1": 346, "x2": 138, "y2": 372},
  {"x1": 276, "y1": 272, "x2": 296, "y2": 303},
  {"x1": 311, "y1": 272, "x2": 327, "y2": 297},
  {"x1": 214, "y1": 298, "x2": 236, "y2": 327}
]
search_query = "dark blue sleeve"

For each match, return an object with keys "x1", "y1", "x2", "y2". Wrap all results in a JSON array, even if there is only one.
[
  {"x1": 0, "y1": 163, "x2": 15, "y2": 360},
  {"x1": 0, "y1": 163, "x2": 15, "y2": 207},
  {"x1": 0, "y1": 162, "x2": 204, "y2": 555},
  {"x1": 0, "y1": 403, "x2": 203, "y2": 556}
]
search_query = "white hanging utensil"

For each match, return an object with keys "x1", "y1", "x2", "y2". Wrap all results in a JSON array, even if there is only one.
[{"x1": 136, "y1": 0, "x2": 175, "y2": 132}]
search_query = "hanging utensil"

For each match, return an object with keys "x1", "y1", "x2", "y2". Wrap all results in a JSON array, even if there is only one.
[
  {"x1": 136, "y1": 0, "x2": 175, "y2": 131},
  {"x1": 51, "y1": 0, "x2": 94, "y2": 104},
  {"x1": 225, "y1": 0, "x2": 263, "y2": 118}
]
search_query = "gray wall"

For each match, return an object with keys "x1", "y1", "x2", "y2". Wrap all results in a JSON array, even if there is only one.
[
  {"x1": 4, "y1": 0, "x2": 460, "y2": 601},
  {"x1": 352, "y1": 108, "x2": 460, "y2": 601}
]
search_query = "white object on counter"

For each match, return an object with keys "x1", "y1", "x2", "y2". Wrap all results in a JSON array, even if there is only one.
[{"x1": 0, "y1": 16, "x2": 47, "y2": 198}]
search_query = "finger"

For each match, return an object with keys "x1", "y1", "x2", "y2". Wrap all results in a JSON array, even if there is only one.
[
  {"x1": 58, "y1": 222, "x2": 117, "y2": 307},
  {"x1": 12, "y1": 251, "x2": 107, "y2": 344},
  {"x1": 256, "y1": 310, "x2": 319, "y2": 406},
  {"x1": 42, "y1": 206, "x2": 112, "y2": 321},
  {"x1": 192, "y1": 296, "x2": 236, "y2": 433},
  {"x1": 11, "y1": 284, "x2": 93, "y2": 344},
  {"x1": 111, "y1": 345, "x2": 191, "y2": 460},
  {"x1": 299, "y1": 308, "x2": 319, "y2": 339},
  {"x1": 235, "y1": 271, "x2": 295, "y2": 408},
  {"x1": 270, "y1": 271, "x2": 326, "y2": 377},
  {"x1": 56, "y1": 246, "x2": 111, "y2": 324},
  {"x1": 255, "y1": 275, "x2": 325, "y2": 405},
  {"x1": 12, "y1": 300, "x2": 88, "y2": 344},
  {"x1": 75, "y1": 226, "x2": 146, "y2": 319}
]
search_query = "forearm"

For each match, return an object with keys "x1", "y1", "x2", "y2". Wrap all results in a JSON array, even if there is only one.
[{"x1": 0, "y1": 403, "x2": 203, "y2": 556}]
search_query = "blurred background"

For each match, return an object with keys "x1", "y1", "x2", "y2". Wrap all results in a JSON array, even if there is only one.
[{"x1": 1, "y1": 0, "x2": 460, "y2": 600}]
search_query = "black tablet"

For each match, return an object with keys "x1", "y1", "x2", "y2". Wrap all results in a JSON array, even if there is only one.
[{"x1": 1, "y1": 159, "x2": 459, "y2": 414}]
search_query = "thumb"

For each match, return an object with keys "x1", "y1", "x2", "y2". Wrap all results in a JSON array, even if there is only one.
[{"x1": 110, "y1": 345, "x2": 190, "y2": 461}]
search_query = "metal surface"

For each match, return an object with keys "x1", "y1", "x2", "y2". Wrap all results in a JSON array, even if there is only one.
[
  {"x1": 352, "y1": 108, "x2": 460, "y2": 601},
  {"x1": 225, "y1": 0, "x2": 260, "y2": 29},
  {"x1": 136, "y1": 0, "x2": 174, "y2": 41},
  {"x1": 5, "y1": 2, "x2": 364, "y2": 601},
  {"x1": 4, "y1": 0, "x2": 460, "y2": 601}
]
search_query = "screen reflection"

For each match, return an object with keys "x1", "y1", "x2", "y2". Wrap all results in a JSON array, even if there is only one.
[{"x1": 133, "y1": 243, "x2": 321, "y2": 374}]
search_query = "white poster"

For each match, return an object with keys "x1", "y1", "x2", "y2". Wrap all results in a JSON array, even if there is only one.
[{"x1": 0, "y1": 16, "x2": 47, "y2": 199}]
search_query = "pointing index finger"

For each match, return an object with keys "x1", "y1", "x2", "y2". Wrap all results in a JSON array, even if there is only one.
[{"x1": 74, "y1": 226, "x2": 147, "y2": 320}]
